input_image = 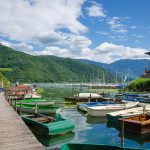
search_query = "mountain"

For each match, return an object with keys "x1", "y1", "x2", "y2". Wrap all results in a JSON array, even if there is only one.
[
  {"x1": 0, "y1": 44, "x2": 115, "y2": 83},
  {"x1": 80, "y1": 59, "x2": 150, "y2": 80}
]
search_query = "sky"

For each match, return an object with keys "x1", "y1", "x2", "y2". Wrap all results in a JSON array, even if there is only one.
[{"x1": 0, "y1": 0, "x2": 150, "y2": 63}]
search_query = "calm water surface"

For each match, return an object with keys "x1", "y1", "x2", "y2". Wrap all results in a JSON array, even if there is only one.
[{"x1": 30, "y1": 83, "x2": 150, "y2": 149}]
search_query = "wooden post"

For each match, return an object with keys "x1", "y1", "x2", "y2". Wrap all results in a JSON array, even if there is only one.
[
  {"x1": 124, "y1": 102, "x2": 126, "y2": 109},
  {"x1": 77, "y1": 93, "x2": 79, "y2": 102},
  {"x1": 19, "y1": 102, "x2": 22, "y2": 115},
  {"x1": 35, "y1": 102, "x2": 38, "y2": 113},
  {"x1": 143, "y1": 105, "x2": 146, "y2": 113},
  {"x1": 15, "y1": 100, "x2": 17, "y2": 112},
  {"x1": 88, "y1": 94, "x2": 91, "y2": 102},
  {"x1": 120, "y1": 118, "x2": 124, "y2": 147},
  {"x1": 8, "y1": 96, "x2": 11, "y2": 104},
  {"x1": 10, "y1": 98, "x2": 13, "y2": 106}
]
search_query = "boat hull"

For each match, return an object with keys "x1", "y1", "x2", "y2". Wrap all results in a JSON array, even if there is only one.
[
  {"x1": 87, "y1": 107, "x2": 122, "y2": 117},
  {"x1": 60, "y1": 143, "x2": 143, "y2": 150},
  {"x1": 21, "y1": 114, "x2": 75, "y2": 135},
  {"x1": 77, "y1": 102, "x2": 116, "y2": 112},
  {"x1": 119, "y1": 114, "x2": 150, "y2": 134},
  {"x1": 106, "y1": 106, "x2": 150, "y2": 123},
  {"x1": 87, "y1": 102, "x2": 139, "y2": 117},
  {"x1": 17, "y1": 107, "x2": 61, "y2": 114}
]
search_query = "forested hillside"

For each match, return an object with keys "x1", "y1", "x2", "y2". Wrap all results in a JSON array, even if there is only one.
[{"x1": 0, "y1": 45, "x2": 115, "y2": 83}]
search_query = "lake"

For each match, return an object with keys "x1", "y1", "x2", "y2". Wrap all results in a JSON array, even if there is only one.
[{"x1": 29, "y1": 83, "x2": 150, "y2": 150}]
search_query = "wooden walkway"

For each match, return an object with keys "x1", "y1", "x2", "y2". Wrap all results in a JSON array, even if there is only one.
[{"x1": 0, "y1": 92, "x2": 44, "y2": 150}]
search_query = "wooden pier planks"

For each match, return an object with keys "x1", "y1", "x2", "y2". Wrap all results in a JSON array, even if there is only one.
[{"x1": 0, "y1": 92, "x2": 44, "y2": 150}]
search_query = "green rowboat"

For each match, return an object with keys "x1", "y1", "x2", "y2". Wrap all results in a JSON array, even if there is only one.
[
  {"x1": 60, "y1": 143, "x2": 148, "y2": 150},
  {"x1": 21, "y1": 113, "x2": 75, "y2": 135},
  {"x1": 14, "y1": 99, "x2": 62, "y2": 114}
]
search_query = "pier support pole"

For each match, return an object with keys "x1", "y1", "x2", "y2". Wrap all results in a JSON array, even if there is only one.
[
  {"x1": 15, "y1": 100, "x2": 17, "y2": 112},
  {"x1": 143, "y1": 105, "x2": 146, "y2": 113},
  {"x1": 35, "y1": 102, "x2": 38, "y2": 113},
  {"x1": 19, "y1": 102, "x2": 22, "y2": 115}
]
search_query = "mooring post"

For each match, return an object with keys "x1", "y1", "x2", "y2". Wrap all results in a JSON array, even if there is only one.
[
  {"x1": 15, "y1": 100, "x2": 17, "y2": 112},
  {"x1": 19, "y1": 102, "x2": 22, "y2": 115},
  {"x1": 35, "y1": 102, "x2": 38, "y2": 113},
  {"x1": 88, "y1": 94, "x2": 91, "y2": 102},
  {"x1": 143, "y1": 105, "x2": 146, "y2": 113},
  {"x1": 77, "y1": 93, "x2": 79, "y2": 102},
  {"x1": 10, "y1": 98, "x2": 13, "y2": 106}
]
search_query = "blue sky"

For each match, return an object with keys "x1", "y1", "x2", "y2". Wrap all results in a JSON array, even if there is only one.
[{"x1": 0, "y1": 0, "x2": 150, "y2": 63}]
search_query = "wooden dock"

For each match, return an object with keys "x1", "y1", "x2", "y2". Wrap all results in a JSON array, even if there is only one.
[{"x1": 0, "y1": 92, "x2": 44, "y2": 150}]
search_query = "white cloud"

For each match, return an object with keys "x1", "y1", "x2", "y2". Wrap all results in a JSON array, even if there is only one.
[
  {"x1": 132, "y1": 34, "x2": 145, "y2": 39},
  {"x1": 131, "y1": 26, "x2": 137, "y2": 29},
  {"x1": 35, "y1": 31, "x2": 68, "y2": 45},
  {"x1": 107, "y1": 17, "x2": 128, "y2": 33},
  {"x1": 32, "y1": 35, "x2": 92, "y2": 57},
  {"x1": 98, "y1": 31, "x2": 109, "y2": 35},
  {"x1": 33, "y1": 46, "x2": 72, "y2": 57},
  {"x1": 0, "y1": 0, "x2": 87, "y2": 42},
  {"x1": 0, "y1": 40, "x2": 11, "y2": 47},
  {"x1": 12, "y1": 42, "x2": 33, "y2": 53},
  {"x1": 94, "y1": 42, "x2": 149, "y2": 63},
  {"x1": 0, "y1": 40, "x2": 33, "y2": 53},
  {"x1": 87, "y1": 2, "x2": 106, "y2": 17},
  {"x1": 69, "y1": 35, "x2": 92, "y2": 54},
  {"x1": 29, "y1": 42, "x2": 149, "y2": 64}
]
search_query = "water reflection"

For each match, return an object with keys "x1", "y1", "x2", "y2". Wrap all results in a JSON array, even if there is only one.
[
  {"x1": 107, "y1": 121, "x2": 150, "y2": 145},
  {"x1": 31, "y1": 127, "x2": 75, "y2": 147},
  {"x1": 86, "y1": 116, "x2": 107, "y2": 124}
]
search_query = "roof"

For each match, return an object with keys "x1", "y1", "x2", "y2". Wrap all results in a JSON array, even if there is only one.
[{"x1": 145, "y1": 52, "x2": 150, "y2": 55}]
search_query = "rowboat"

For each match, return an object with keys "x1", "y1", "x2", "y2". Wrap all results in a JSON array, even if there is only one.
[
  {"x1": 77, "y1": 101, "x2": 116, "y2": 112},
  {"x1": 119, "y1": 113, "x2": 150, "y2": 134},
  {"x1": 60, "y1": 143, "x2": 144, "y2": 150},
  {"x1": 87, "y1": 101, "x2": 139, "y2": 117},
  {"x1": 107, "y1": 106, "x2": 150, "y2": 123},
  {"x1": 15, "y1": 101, "x2": 62, "y2": 114},
  {"x1": 21, "y1": 113, "x2": 75, "y2": 135}
]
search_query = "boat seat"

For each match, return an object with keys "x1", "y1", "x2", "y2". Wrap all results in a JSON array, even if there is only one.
[
  {"x1": 127, "y1": 117, "x2": 133, "y2": 120},
  {"x1": 139, "y1": 114, "x2": 146, "y2": 121},
  {"x1": 132, "y1": 116, "x2": 140, "y2": 121},
  {"x1": 33, "y1": 117, "x2": 50, "y2": 122},
  {"x1": 143, "y1": 119, "x2": 150, "y2": 125}
]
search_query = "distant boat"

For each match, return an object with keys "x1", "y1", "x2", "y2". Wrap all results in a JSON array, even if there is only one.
[
  {"x1": 21, "y1": 113, "x2": 75, "y2": 135},
  {"x1": 60, "y1": 143, "x2": 143, "y2": 150},
  {"x1": 119, "y1": 113, "x2": 150, "y2": 134},
  {"x1": 74, "y1": 93, "x2": 102, "y2": 99},
  {"x1": 65, "y1": 93, "x2": 104, "y2": 103},
  {"x1": 87, "y1": 101, "x2": 139, "y2": 117},
  {"x1": 24, "y1": 92, "x2": 41, "y2": 99},
  {"x1": 107, "y1": 106, "x2": 150, "y2": 123}
]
